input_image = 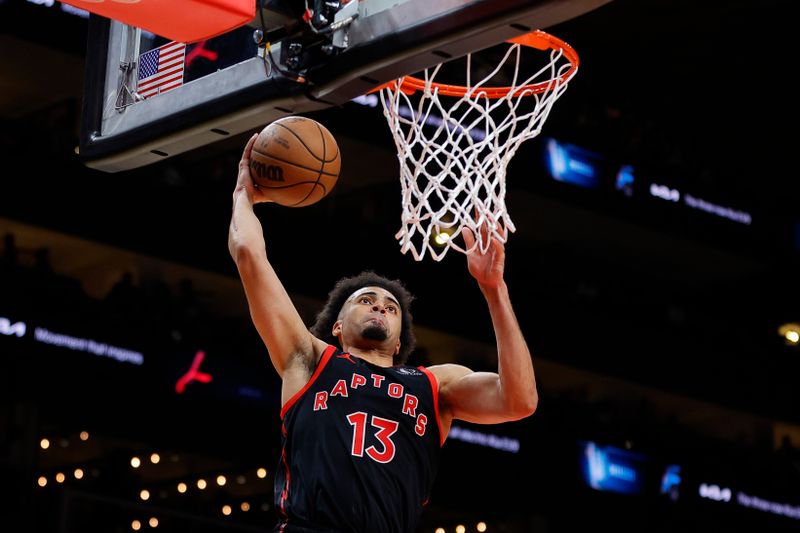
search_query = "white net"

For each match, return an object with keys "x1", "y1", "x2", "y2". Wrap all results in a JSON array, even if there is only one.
[{"x1": 379, "y1": 32, "x2": 578, "y2": 261}]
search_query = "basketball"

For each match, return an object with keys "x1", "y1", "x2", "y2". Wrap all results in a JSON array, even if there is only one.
[{"x1": 249, "y1": 116, "x2": 341, "y2": 207}]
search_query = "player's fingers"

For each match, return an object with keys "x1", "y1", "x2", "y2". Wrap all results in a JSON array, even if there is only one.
[
  {"x1": 473, "y1": 207, "x2": 492, "y2": 243},
  {"x1": 245, "y1": 132, "x2": 258, "y2": 152},
  {"x1": 490, "y1": 235, "x2": 505, "y2": 256},
  {"x1": 238, "y1": 137, "x2": 259, "y2": 189},
  {"x1": 494, "y1": 219, "x2": 505, "y2": 239},
  {"x1": 240, "y1": 133, "x2": 258, "y2": 167},
  {"x1": 462, "y1": 227, "x2": 475, "y2": 250}
]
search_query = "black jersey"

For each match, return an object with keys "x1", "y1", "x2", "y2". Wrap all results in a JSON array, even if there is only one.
[{"x1": 274, "y1": 345, "x2": 443, "y2": 533}]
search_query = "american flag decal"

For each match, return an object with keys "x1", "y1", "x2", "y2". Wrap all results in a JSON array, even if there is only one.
[{"x1": 137, "y1": 41, "x2": 186, "y2": 99}]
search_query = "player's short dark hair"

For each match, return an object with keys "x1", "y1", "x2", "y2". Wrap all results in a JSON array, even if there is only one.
[{"x1": 310, "y1": 271, "x2": 416, "y2": 365}]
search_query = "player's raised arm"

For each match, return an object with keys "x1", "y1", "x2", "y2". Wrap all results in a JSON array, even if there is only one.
[
  {"x1": 228, "y1": 133, "x2": 326, "y2": 379},
  {"x1": 432, "y1": 228, "x2": 538, "y2": 427}
]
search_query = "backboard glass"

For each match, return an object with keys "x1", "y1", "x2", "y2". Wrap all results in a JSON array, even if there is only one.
[{"x1": 79, "y1": 0, "x2": 613, "y2": 173}]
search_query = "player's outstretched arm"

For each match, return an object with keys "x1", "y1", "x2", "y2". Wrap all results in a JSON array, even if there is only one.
[
  {"x1": 431, "y1": 228, "x2": 537, "y2": 427},
  {"x1": 228, "y1": 134, "x2": 327, "y2": 381}
]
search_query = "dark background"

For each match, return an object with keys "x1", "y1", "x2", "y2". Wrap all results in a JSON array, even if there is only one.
[{"x1": 2, "y1": 0, "x2": 799, "y2": 532}]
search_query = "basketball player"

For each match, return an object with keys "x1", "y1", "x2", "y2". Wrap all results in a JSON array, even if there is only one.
[{"x1": 229, "y1": 133, "x2": 538, "y2": 532}]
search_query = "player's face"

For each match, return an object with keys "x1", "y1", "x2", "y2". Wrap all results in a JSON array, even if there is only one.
[{"x1": 339, "y1": 286, "x2": 402, "y2": 348}]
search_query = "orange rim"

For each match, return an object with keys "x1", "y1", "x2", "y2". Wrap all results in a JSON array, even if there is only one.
[{"x1": 369, "y1": 30, "x2": 579, "y2": 98}]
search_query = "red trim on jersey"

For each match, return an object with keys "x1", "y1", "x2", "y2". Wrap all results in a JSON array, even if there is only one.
[
  {"x1": 280, "y1": 344, "x2": 337, "y2": 419},
  {"x1": 417, "y1": 366, "x2": 445, "y2": 447},
  {"x1": 278, "y1": 422, "x2": 291, "y2": 528}
]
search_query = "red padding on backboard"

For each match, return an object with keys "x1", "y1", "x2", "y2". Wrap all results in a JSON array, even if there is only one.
[{"x1": 62, "y1": 0, "x2": 255, "y2": 43}]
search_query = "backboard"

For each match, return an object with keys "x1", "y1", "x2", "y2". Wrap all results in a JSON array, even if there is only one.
[{"x1": 79, "y1": 0, "x2": 613, "y2": 173}]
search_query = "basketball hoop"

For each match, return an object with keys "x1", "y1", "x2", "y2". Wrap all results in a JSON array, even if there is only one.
[{"x1": 375, "y1": 30, "x2": 579, "y2": 261}]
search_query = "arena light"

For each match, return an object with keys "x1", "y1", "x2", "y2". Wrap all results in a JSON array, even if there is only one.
[
  {"x1": 778, "y1": 323, "x2": 800, "y2": 346},
  {"x1": 431, "y1": 213, "x2": 456, "y2": 248},
  {"x1": 433, "y1": 231, "x2": 452, "y2": 246}
]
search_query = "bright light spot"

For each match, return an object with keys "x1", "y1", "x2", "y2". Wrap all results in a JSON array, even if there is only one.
[
  {"x1": 37, "y1": 476, "x2": 47, "y2": 487},
  {"x1": 456, "y1": 525, "x2": 466, "y2": 533},
  {"x1": 79, "y1": 431, "x2": 89, "y2": 441},
  {"x1": 74, "y1": 468, "x2": 84, "y2": 480},
  {"x1": 140, "y1": 489, "x2": 150, "y2": 501},
  {"x1": 256, "y1": 468, "x2": 267, "y2": 479},
  {"x1": 351, "y1": 93, "x2": 379, "y2": 108},
  {"x1": 477, "y1": 522, "x2": 487, "y2": 532},
  {"x1": 240, "y1": 502, "x2": 250, "y2": 512},
  {"x1": 222, "y1": 505, "x2": 232, "y2": 516},
  {"x1": 216, "y1": 475, "x2": 227, "y2": 486},
  {"x1": 148, "y1": 517, "x2": 158, "y2": 528},
  {"x1": 197, "y1": 479, "x2": 207, "y2": 490},
  {"x1": 131, "y1": 520, "x2": 141, "y2": 531},
  {"x1": 40, "y1": 438, "x2": 50, "y2": 450},
  {"x1": 177, "y1": 482, "x2": 187, "y2": 493},
  {"x1": 55, "y1": 472, "x2": 65, "y2": 483},
  {"x1": 434, "y1": 232, "x2": 451, "y2": 245},
  {"x1": 131, "y1": 457, "x2": 141, "y2": 468},
  {"x1": 778, "y1": 323, "x2": 800, "y2": 345},
  {"x1": 435, "y1": 528, "x2": 445, "y2": 533},
  {"x1": 150, "y1": 453, "x2": 160, "y2": 464}
]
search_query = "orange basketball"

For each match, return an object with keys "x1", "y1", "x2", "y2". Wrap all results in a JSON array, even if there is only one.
[{"x1": 249, "y1": 116, "x2": 341, "y2": 207}]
